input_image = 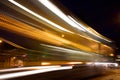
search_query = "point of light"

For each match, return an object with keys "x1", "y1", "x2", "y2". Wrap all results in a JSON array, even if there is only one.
[
  {"x1": 67, "y1": 62, "x2": 83, "y2": 64},
  {"x1": 109, "y1": 53, "x2": 114, "y2": 56},
  {"x1": 41, "y1": 62, "x2": 51, "y2": 65},
  {"x1": 61, "y1": 34, "x2": 64, "y2": 37},
  {"x1": 8, "y1": 0, "x2": 73, "y2": 33},
  {"x1": 114, "y1": 63, "x2": 119, "y2": 67},
  {"x1": 0, "y1": 40, "x2": 2, "y2": 43}
]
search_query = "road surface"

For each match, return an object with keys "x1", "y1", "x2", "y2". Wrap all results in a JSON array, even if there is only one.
[{"x1": 88, "y1": 68, "x2": 120, "y2": 80}]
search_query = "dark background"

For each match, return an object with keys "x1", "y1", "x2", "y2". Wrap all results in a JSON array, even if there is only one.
[{"x1": 59, "y1": 0, "x2": 120, "y2": 49}]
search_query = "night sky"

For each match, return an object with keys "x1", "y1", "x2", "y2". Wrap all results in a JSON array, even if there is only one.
[{"x1": 59, "y1": 0, "x2": 120, "y2": 48}]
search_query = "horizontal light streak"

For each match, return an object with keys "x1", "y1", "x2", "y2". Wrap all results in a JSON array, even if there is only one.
[
  {"x1": 8, "y1": 0, "x2": 73, "y2": 33},
  {"x1": 40, "y1": 44, "x2": 91, "y2": 56},
  {"x1": 67, "y1": 62, "x2": 83, "y2": 64},
  {"x1": 0, "y1": 66, "x2": 72, "y2": 80},
  {"x1": 1, "y1": 14, "x2": 92, "y2": 52},
  {"x1": 39, "y1": 0, "x2": 85, "y2": 31},
  {"x1": 41, "y1": 62, "x2": 51, "y2": 65},
  {"x1": 0, "y1": 66, "x2": 60, "y2": 73},
  {"x1": 86, "y1": 62, "x2": 118, "y2": 67},
  {"x1": 40, "y1": 61, "x2": 84, "y2": 65},
  {"x1": 94, "y1": 62, "x2": 118, "y2": 66}
]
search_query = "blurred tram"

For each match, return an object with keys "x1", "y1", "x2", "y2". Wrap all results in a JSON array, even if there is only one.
[{"x1": 0, "y1": 0, "x2": 116, "y2": 67}]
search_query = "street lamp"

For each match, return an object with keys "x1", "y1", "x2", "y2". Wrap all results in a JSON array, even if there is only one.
[
  {"x1": 0, "y1": 40, "x2": 2, "y2": 43},
  {"x1": 0, "y1": 40, "x2": 2, "y2": 52}
]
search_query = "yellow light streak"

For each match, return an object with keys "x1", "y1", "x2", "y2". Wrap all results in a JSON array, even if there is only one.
[
  {"x1": 67, "y1": 62, "x2": 83, "y2": 64},
  {"x1": 1, "y1": 13, "x2": 93, "y2": 52},
  {"x1": 0, "y1": 14, "x2": 70, "y2": 45},
  {"x1": 0, "y1": 38, "x2": 26, "y2": 49},
  {"x1": 39, "y1": 0, "x2": 112, "y2": 43},
  {"x1": 41, "y1": 62, "x2": 51, "y2": 65}
]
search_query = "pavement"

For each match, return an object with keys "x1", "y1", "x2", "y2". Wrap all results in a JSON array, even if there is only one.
[{"x1": 88, "y1": 68, "x2": 120, "y2": 80}]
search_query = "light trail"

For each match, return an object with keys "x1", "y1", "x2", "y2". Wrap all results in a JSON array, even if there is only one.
[
  {"x1": 8, "y1": 0, "x2": 73, "y2": 33},
  {"x1": 0, "y1": 66, "x2": 60, "y2": 73},
  {"x1": 39, "y1": 0, "x2": 86, "y2": 31},
  {"x1": 0, "y1": 66, "x2": 72, "y2": 80}
]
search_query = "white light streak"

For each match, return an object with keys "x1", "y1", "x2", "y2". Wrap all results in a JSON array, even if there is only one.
[
  {"x1": 68, "y1": 16, "x2": 111, "y2": 42},
  {"x1": 0, "y1": 66, "x2": 60, "y2": 73},
  {"x1": 8, "y1": 0, "x2": 73, "y2": 33},
  {"x1": 39, "y1": 0, "x2": 86, "y2": 31},
  {"x1": 9, "y1": 0, "x2": 111, "y2": 43},
  {"x1": 39, "y1": 0, "x2": 111, "y2": 42},
  {"x1": 94, "y1": 62, "x2": 118, "y2": 66},
  {"x1": 40, "y1": 44, "x2": 91, "y2": 55},
  {"x1": 0, "y1": 66, "x2": 72, "y2": 80},
  {"x1": 87, "y1": 30, "x2": 112, "y2": 42},
  {"x1": 67, "y1": 16, "x2": 86, "y2": 31}
]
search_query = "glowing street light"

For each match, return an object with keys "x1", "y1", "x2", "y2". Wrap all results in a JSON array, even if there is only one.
[
  {"x1": 110, "y1": 53, "x2": 114, "y2": 56},
  {"x1": 0, "y1": 40, "x2": 2, "y2": 43}
]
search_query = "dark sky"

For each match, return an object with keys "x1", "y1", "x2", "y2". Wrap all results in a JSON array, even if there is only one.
[{"x1": 59, "y1": 0, "x2": 120, "y2": 47}]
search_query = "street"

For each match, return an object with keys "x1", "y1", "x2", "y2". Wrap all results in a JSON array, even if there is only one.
[{"x1": 88, "y1": 68, "x2": 120, "y2": 80}]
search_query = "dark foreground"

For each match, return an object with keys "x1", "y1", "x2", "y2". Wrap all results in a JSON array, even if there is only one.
[
  {"x1": 0, "y1": 65, "x2": 106, "y2": 80},
  {"x1": 0, "y1": 65, "x2": 119, "y2": 80},
  {"x1": 87, "y1": 68, "x2": 120, "y2": 80}
]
